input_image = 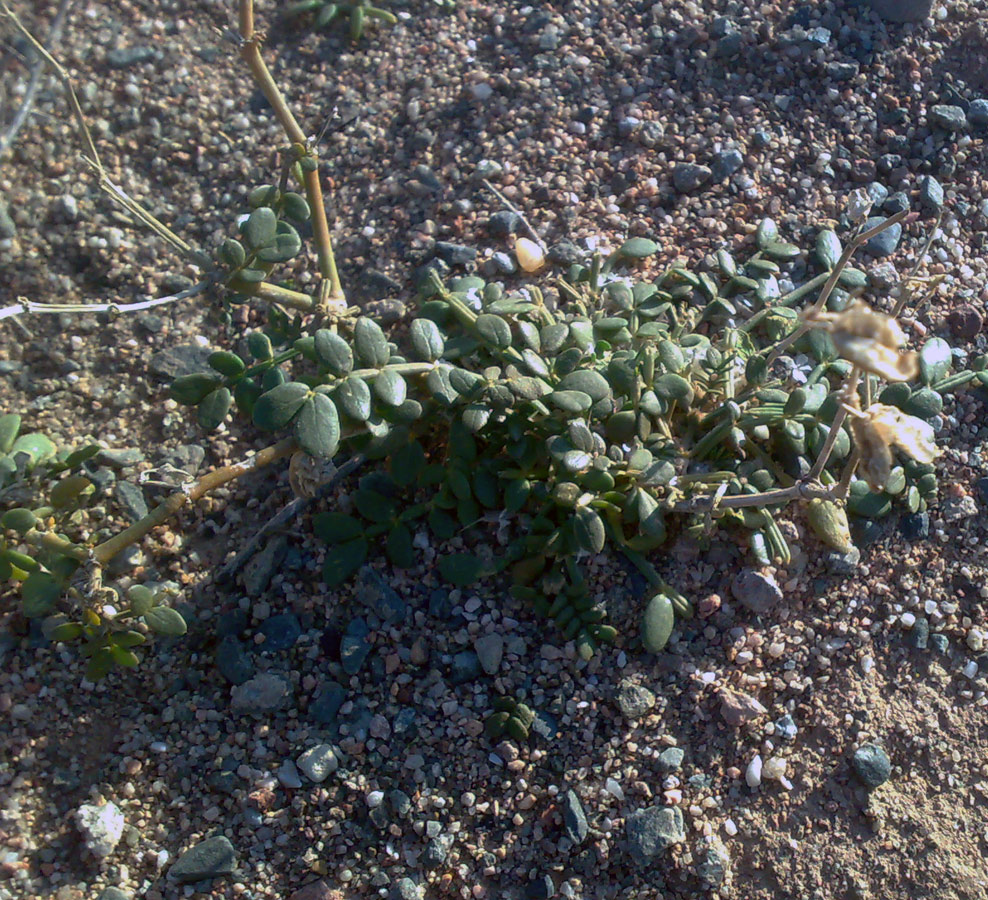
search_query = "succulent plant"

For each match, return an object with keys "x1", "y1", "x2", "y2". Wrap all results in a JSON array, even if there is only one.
[
  {"x1": 284, "y1": 0, "x2": 398, "y2": 42},
  {"x1": 485, "y1": 696, "x2": 536, "y2": 742}
]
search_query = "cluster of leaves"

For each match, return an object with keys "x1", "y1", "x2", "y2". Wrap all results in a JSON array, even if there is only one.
[
  {"x1": 0, "y1": 415, "x2": 187, "y2": 679},
  {"x1": 484, "y1": 695, "x2": 536, "y2": 742},
  {"x1": 284, "y1": 0, "x2": 397, "y2": 42},
  {"x1": 166, "y1": 209, "x2": 985, "y2": 659}
]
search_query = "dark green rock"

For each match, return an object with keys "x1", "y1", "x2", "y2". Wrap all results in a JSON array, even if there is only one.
[
  {"x1": 852, "y1": 744, "x2": 891, "y2": 789},
  {"x1": 169, "y1": 836, "x2": 237, "y2": 883}
]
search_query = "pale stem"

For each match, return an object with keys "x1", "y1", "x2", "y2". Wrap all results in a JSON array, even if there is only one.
[
  {"x1": 807, "y1": 365, "x2": 861, "y2": 481},
  {"x1": 237, "y1": 0, "x2": 345, "y2": 308}
]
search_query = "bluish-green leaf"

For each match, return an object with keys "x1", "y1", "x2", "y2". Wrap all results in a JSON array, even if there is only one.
[
  {"x1": 295, "y1": 393, "x2": 340, "y2": 458},
  {"x1": 354, "y1": 317, "x2": 389, "y2": 367},
  {"x1": 374, "y1": 370, "x2": 407, "y2": 407},
  {"x1": 21, "y1": 572, "x2": 61, "y2": 617},
  {"x1": 144, "y1": 606, "x2": 188, "y2": 636},
  {"x1": 252, "y1": 382, "x2": 309, "y2": 430},
  {"x1": 336, "y1": 376, "x2": 372, "y2": 422},
  {"x1": 410, "y1": 318, "x2": 445, "y2": 361},
  {"x1": 197, "y1": 387, "x2": 233, "y2": 431},
  {"x1": 323, "y1": 538, "x2": 368, "y2": 587},
  {"x1": 314, "y1": 329, "x2": 353, "y2": 375},
  {"x1": 439, "y1": 553, "x2": 483, "y2": 587},
  {"x1": 242, "y1": 207, "x2": 278, "y2": 249}
]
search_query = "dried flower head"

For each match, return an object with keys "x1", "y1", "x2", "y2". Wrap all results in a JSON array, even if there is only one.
[
  {"x1": 850, "y1": 402, "x2": 939, "y2": 491},
  {"x1": 288, "y1": 450, "x2": 336, "y2": 499},
  {"x1": 805, "y1": 301, "x2": 918, "y2": 382}
]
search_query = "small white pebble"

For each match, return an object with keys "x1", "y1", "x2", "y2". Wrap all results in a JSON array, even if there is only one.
[
  {"x1": 967, "y1": 629, "x2": 985, "y2": 652},
  {"x1": 900, "y1": 612, "x2": 916, "y2": 628},
  {"x1": 149, "y1": 741, "x2": 167, "y2": 753},
  {"x1": 762, "y1": 757, "x2": 787, "y2": 781},
  {"x1": 861, "y1": 655, "x2": 874, "y2": 675},
  {"x1": 723, "y1": 818, "x2": 738, "y2": 836},
  {"x1": 746, "y1": 755, "x2": 763, "y2": 788},
  {"x1": 366, "y1": 791, "x2": 384, "y2": 808},
  {"x1": 963, "y1": 660, "x2": 979, "y2": 679}
]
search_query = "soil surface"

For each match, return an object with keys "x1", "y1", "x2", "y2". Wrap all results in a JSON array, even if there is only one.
[{"x1": 2, "y1": 1, "x2": 988, "y2": 899}]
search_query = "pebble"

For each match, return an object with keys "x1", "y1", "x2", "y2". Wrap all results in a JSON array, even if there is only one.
[
  {"x1": 616, "y1": 679, "x2": 656, "y2": 719},
  {"x1": 773, "y1": 714, "x2": 798, "y2": 741},
  {"x1": 941, "y1": 495, "x2": 978, "y2": 522},
  {"x1": 0, "y1": 201, "x2": 15, "y2": 239},
  {"x1": 390, "y1": 879, "x2": 423, "y2": 900},
  {"x1": 968, "y1": 98, "x2": 988, "y2": 128},
  {"x1": 929, "y1": 104, "x2": 967, "y2": 132},
  {"x1": 720, "y1": 689, "x2": 768, "y2": 726},
  {"x1": 862, "y1": 216, "x2": 902, "y2": 257},
  {"x1": 105, "y1": 46, "x2": 156, "y2": 69},
  {"x1": 696, "y1": 836, "x2": 731, "y2": 887},
  {"x1": 745, "y1": 755, "x2": 763, "y2": 788},
  {"x1": 658, "y1": 747, "x2": 685, "y2": 772},
  {"x1": 97, "y1": 889, "x2": 131, "y2": 900},
  {"x1": 168, "y1": 836, "x2": 237, "y2": 883},
  {"x1": 852, "y1": 744, "x2": 891, "y2": 789},
  {"x1": 308, "y1": 682, "x2": 346, "y2": 724},
  {"x1": 909, "y1": 618, "x2": 931, "y2": 650},
  {"x1": 474, "y1": 634, "x2": 504, "y2": 674},
  {"x1": 562, "y1": 790, "x2": 589, "y2": 845},
  {"x1": 487, "y1": 210, "x2": 521, "y2": 237},
  {"x1": 216, "y1": 637, "x2": 255, "y2": 686},
  {"x1": 243, "y1": 537, "x2": 289, "y2": 597},
  {"x1": 230, "y1": 673, "x2": 292, "y2": 715},
  {"x1": 761, "y1": 757, "x2": 787, "y2": 781},
  {"x1": 422, "y1": 833, "x2": 454, "y2": 869},
  {"x1": 899, "y1": 512, "x2": 929, "y2": 541},
  {"x1": 672, "y1": 163, "x2": 712, "y2": 194},
  {"x1": 341, "y1": 619, "x2": 372, "y2": 675},
  {"x1": 625, "y1": 805, "x2": 685, "y2": 865},
  {"x1": 947, "y1": 304, "x2": 984, "y2": 339},
  {"x1": 731, "y1": 569, "x2": 783, "y2": 615},
  {"x1": 75, "y1": 802, "x2": 125, "y2": 858},
  {"x1": 868, "y1": 0, "x2": 932, "y2": 21},
  {"x1": 259, "y1": 613, "x2": 302, "y2": 651},
  {"x1": 450, "y1": 650, "x2": 482, "y2": 684},
  {"x1": 919, "y1": 176, "x2": 944, "y2": 211},
  {"x1": 277, "y1": 760, "x2": 303, "y2": 790},
  {"x1": 297, "y1": 744, "x2": 339, "y2": 782},
  {"x1": 710, "y1": 149, "x2": 744, "y2": 182}
]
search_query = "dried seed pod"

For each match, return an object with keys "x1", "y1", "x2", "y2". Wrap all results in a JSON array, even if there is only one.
[{"x1": 515, "y1": 237, "x2": 545, "y2": 273}]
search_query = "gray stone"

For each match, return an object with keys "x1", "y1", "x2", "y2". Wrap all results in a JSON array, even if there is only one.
[
  {"x1": 731, "y1": 569, "x2": 783, "y2": 615},
  {"x1": 358, "y1": 567, "x2": 406, "y2": 622},
  {"x1": 230, "y1": 673, "x2": 292, "y2": 715},
  {"x1": 714, "y1": 32, "x2": 743, "y2": 59},
  {"x1": 98, "y1": 889, "x2": 131, "y2": 900},
  {"x1": 276, "y1": 759, "x2": 302, "y2": 790},
  {"x1": 114, "y1": 482, "x2": 147, "y2": 522},
  {"x1": 774, "y1": 714, "x2": 798, "y2": 741},
  {"x1": 929, "y1": 105, "x2": 967, "y2": 132},
  {"x1": 909, "y1": 617, "x2": 930, "y2": 650},
  {"x1": 883, "y1": 191, "x2": 909, "y2": 214},
  {"x1": 547, "y1": 241, "x2": 583, "y2": 265},
  {"x1": 806, "y1": 26, "x2": 831, "y2": 46},
  {"x1": 827, "y1": 61, "x2": 859, "y2": 82},
  {"x1": 435, "y1": 242, "x2": 477, "y2": 266},
  {"x1": 617, "y1": 116, "x2": 641, "y2": 138},
  {"x1": 824, "y1": 546, "x2": 861, "y2": 576},
  {"x1": 242, "y1": 536, "x2": 288, "y2": 597},
  {"x1": 696, "y1": 836, "x2": 731, "y2": 886},
  {"x1": 148, "y1": 344, "x2": 213, "y2": 379},
  {"x1": 391, "y1": 878, "x2": 423, "y2": 900},
  {"x1": 76, "y1": 802, "x2": 125, "y2": 858},
  {"x1": 852, "y1": 744, "x2": 891, "y2": 789},
  {"x1": 637, "y1": 120, "x2": 665, "y2": 147},
  {"x1": 941, "y1": 495, "x2": 978, "y2": 522},
  {"x1": 169, "y1": 836, "x2": 237, "y2": 883},
  {"x1": 929, "y1": 633, "x2": 949, "y2": 654},
  {"x1": 866, "y1": 182, "x2": 889, "y2": 207},
  {"x1": 672, "y1": 163, "x2": 712, "y2": 193},
  {"x1": 626, "y1": 805, "x2": 685, "y2": 865},
  {"x1": 341, "y1": 619, "x2": 372, "y2": 675},
  {"x1": 296, "y1": 744, "x2": 339, "y2": 782},
  {"x1": 389, "y1": 789, "x2": 412, "y2": 816},
  {"x1": 423, "y1": 833, "x2": 454, "y2": 869},
  {"x1": 488, "y1": 210, "x2": 522, "y2": 237},
  {"x1": 450, "y1": 650, "x2": 482, "y2": 684},
  {"x1": 562, "y1": 789, "x2": 588, "y2": 845},
  {"x1": 106, "y1": 545, "x2": 143, "y2": 575},
  {"x1": 710, "y1": 149, "x2": 744, "y2": 181},
  {"x1": 474, "y1": 634, "x2": 504, "y2": 674},
  {"x1": 0, "y1": 201, "x2": 15, "y2": 239},
  {"x1": 106, "y1": 46, "x2": 157, "y2": 68},
  {"x1": 309, "y1": 682, "x2": 346, "y2": 724},
  {"x1": 861, "y1": 216, "x2": 902, "y2": 257},
  {"x1": 657, "y1": 747, "x2": 685, "y2": 772},
  {"x1": 616, "y1": 679, "x2": 656, "y2": 719},
  {"x1": 161, "y1": 444, "x2": 206, "y2": 476},
  {"x1": 969, "y1": 99, "x2": 988, "y2": 128},
  {"x1": 919, "y1": 176, "x2": 944, "y2": 211},
  {"x1": 490, "y1": 251, "x2": 516, "y2": 274},
  {"x1": 97, "y1": 448, "x2": 145, "y2": 468},
  {"x1": 259, "y1": 613, "x2": 301, "y2": 651},
  {"x1": 216, "y1": 637, "x2": 255, "y2": 686},
  {"x1": 867, "y1": 0, "x2": 932, "y2": 21}
]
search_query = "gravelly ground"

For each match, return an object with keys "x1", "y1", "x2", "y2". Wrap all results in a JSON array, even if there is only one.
[{"x1": 2, "y1": 1, "x2": 988, "y2": 899}]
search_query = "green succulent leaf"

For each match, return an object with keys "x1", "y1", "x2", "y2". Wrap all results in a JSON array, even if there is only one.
[
  {"x1": 280, "y1": 192, "x2": 311, "y2": 223},
  {"x1": 386, "y1": 523, "x2": 415, "y2": 568},
  {"x1": 197, "y1": 387, "x2": 233, "y2": 432},
  {"x1": 144, "y1": 606, "x2": 188, "y2": 637},
  {"x1": 573, "y1": 507, "x2": 606, "y2": 554},
  {"x1": 313, "y1": 511, "x2": 364, "y2": 543},
  {"x1": 336, "y1": 376, "x2": 373, "y2": 422},
  {"x1": 248, "y1": 331, "x2": 274, "y2": 360},
  {"x1": 439, "y1": 552, "x2": 483, "y2": 587},
  {"x1": 218, "y1": 238, "x2": 247, "y2": 269},
  {"x1": 252, "y1": 382, "x2": 310, "y2": 430},
  {"x1": 919, "y1": 337, "x2": 951, "y2": 386},
  {"x1": 21, "y1": 572, "x2": 62, "y2": 618},
  {"x1": 170, "y1": 373, "x2": 222, "y2": 406},
  {"x1": 354, "y1": 317, "x2": 390, "y2": 368},
  {"x1": 618, "y1": 237, "x2": 659, "y2": 259},
  {"x1": 10, "y1": 433, "x2": 56, "y2": 468},
  {"x1": 314, "y1": 329, "x2": 354, "y2": 375},
  {"x1": 255, "y1": 221, "x2": 302, "y2": 263},
  {"x1": 815, "y1": 229, "x2": 842, "y2": 270},
  {"x1": 556, "y1": 370, "x2": 612, "y2": 403},
  {"x1": 49, "y1": 475, "x2": 92, "y2": 509},
  {"x1": 475, "y1": 314, "x2": 513, "y2": 350},
  {"x1": 242, "y1": 207, "x2": 278, "y2": 249},
  {"x1": 295, "y1": 393, "x2": 341, "y2": 458},
  {"x1": 2, "y1": 508, "x2": 37, "y2": 533},
  {"x1": 208, "y1": 350, "x2": 246, "y2": 378},
  {"x1": 374, "y1": 370, "x2": 407, "y2": 407},
  {"x1": 322, "y1": 537, "x2": 368, "y2": 587},
  {"x1": 410, "y1": 318, "x2": 445, "y2": 361},
  {"x1": 0, "y1": 414, "x2": 21, "y2": 454}
]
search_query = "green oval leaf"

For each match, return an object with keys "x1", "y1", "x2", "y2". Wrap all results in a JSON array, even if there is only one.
[
  {"x1": 295, "y1": 393, "x2": 341, "y2": 458},
  {"x1": 21, "y1": 571, "x2": 62, "y2": 617},
  {"x1": 354, "y1": 317, "x2": 390, "y2": 367},
  {"x1": 322, "y1": 537, "x2": 368, "y2": 588},
  {"x1": 919, "y1": 337, "x2": 951, "y2": 386},
  {"x1": 439, "y1": 553, "x2": 483, "y2": 587},
  {"x1": 374, "y1": 370, "x2": 407, "y2": 407},
  {"x1": 573, "y1": 507, "x2": 606, "y2": 554},
  {"x1": 313, "y1": 512, "x2": 364, "y2": 543},
  {"x1": 49, "y1": 475, "x2": 93, "y2": 509},
  {"x1": 197, "y1": 387, "x2": 233, "y2": 431},
  {"x1": 386, "y1": 523, "x2": 415, "y2": 568},
  {"x1": 208, "y1": 350, "x2": 246, "y2": 378},
  {"x1": 242, "y1": 206, "x2": 278, "y2": 249},
  {"x1": 2, "y1": 508, "x2": 37, "y2": 534},
  {"x1": 280, "y1": 191, "x2": 311, "y2": 223},
  {"x1": 255, "y1": 222, "x2": 302, "y2": 263},
  {"x1": 336, "y1": 376, "x2": 372, "y2": 422},
  {"x1": 10, "y1": 433, "x2": 56, "y2": 468},
  {"x1": 475, "y1": 314, "x2": 512, "y2": 350},
  {"x1": 618, "y1": 237, "x2": 659, "y2": 259},
  {"x1": 170, "y1": 373, "x2": 222, "y2": 406},
  {"x1": 0, "y1": 414, "x2": 21, "y2": 454},
  {"x1": 252, "y1": 382, "x2": 310, "y2": 430},
  {"x1": 314, "y1": 329, "x2": 354, "y2": 375},
  {"x1": 143, "y1": 606, "x2": 188, "y2": 636},
  {"x1": 556, "y1": 370, "x2": 612, "y2": 403},
  {"x1": 410, "y1": 318, "x2": 445, "y2": 362}
]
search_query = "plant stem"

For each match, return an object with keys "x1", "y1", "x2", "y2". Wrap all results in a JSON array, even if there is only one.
[
  {"x1": 807, "y1": 366, "x2": 860, "y2": 481},
  {"x1": 237, "y1": 0, "x2": 345, "y2": 310},
  {"x1": 233, "y1": 279, "x2": 317, "y2": 312},
  {"x1": 92, "y1": 437, "x2": 297, "y2": 565}
]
